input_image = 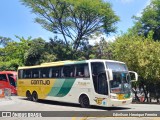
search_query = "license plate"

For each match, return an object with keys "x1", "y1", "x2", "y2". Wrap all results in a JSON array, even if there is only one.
[{"x1": 118, "y1": 94, "x2": 125, "y2": 100}]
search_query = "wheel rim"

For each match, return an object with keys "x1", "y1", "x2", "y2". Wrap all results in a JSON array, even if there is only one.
[
  {"x1": 32, "y1": 92, "x2": 38, "y2": 102},
  {"x1": 83, "y1": 97, "x2": 89, "y2": 106}
]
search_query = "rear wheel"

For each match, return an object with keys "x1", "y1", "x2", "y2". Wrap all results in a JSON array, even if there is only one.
[
  {"x1": 79, "y1": 95, "x2": 90, "y2": 108},
  {"x1": 32, "y1": 91, "x2": 38, "y2": 102},
  {"x1": 26, "y1": 91, "x2": 32, "y2": 101}
]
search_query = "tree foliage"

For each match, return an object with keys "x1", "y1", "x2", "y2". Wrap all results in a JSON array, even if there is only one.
[
  {"x1": 21, "y1": 0, "x2": 119, "y2": 52},
  {"x1": 24, "y1": 38, "x2": 46, "y2": 65},
  {"x1": 111, "y1": 35, "x2": 160, "y2": 81},
  {"x1": 110, "y1": 34, "x2": 160, "y2": 101},
  {"x1": 0, "y1": 36, "x2": 32, "y2": 70},
  {"x1": 131, "y1": 0, "x2": 160, "y2": 41},
  {"x1": 0, "y1": 36, "x2": 12, "y2": 47},
  {"x1": 90, "y1": 38, "x2": 112, "y2": 59},
  {"x1": 45, "y1": 37, "x2": 72, "y2": 61}
]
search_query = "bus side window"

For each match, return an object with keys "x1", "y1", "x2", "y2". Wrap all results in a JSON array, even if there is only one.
[
  {"x1": 75, "y1": 64, "x2": 89, "y2": 78},
  {"x1": 32, "y1": 69, "x2": 39, "y2": 78},
  {"x1": 23, "y1": 70, "x2": 31, "y2": 78},
  {"x1": 91, "y1": 62, "x2": 105, "y2": 75},
  {"x1": 76, "y1": 65, "x2": 84, "y2": 77},
  {"x1": 8, "y1": 74, "x2": 16, "y2": 87},
  {"x1": 63, "y1": 65, "x2": 75, "y2": 78},
  {"x1": 0, "y1": 74, "x2": 7, "y2": 81},
  {"x1": 40, "y1": 68, "x2": 50, "y2": 78},
  {"x1": 51, "y1": 67, "x2": 61, "y2": 78},
  {"x1": 18, "y1": 70, "x2": 23, "y2": 79},
  {"x1": 84, "y1": 65, "x2": 89, "y2": 77}
]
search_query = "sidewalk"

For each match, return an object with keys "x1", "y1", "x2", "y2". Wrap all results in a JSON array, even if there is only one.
[{"x1": 0, "y1": 97, "x2": 15, "y2": 106}]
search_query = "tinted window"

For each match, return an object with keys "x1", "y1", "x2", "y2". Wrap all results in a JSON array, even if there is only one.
[
  {"x1": 23, "y1": 69, "x2": 31, "y2": 78},
  {"x1": 18, "y1": 70, "x2": 23, "y2": 79},
  {"x1": 8, "y1": 74, "x2": 16, "y2": 87},
  {"x1": 0, "y1": 74, "x2": 7, "y2": 81},
  {"x1": 106, "y1": 62, "x2": 128, "y2": 71},
  {"x1": 91, "y1": 62, "x2": 105, "y2": 75},
  {"x1": 40, "y1": 68, "x2": 50, "y2": 78},
  {"x1": 51, "y1": 67, "x2": 62, "y2": 78},
  {"x1": 31, "y1": 69, "x2": 40, "y2": 78},
  {"x1": 91, "y1": 62, "x2": 108, "y2": 95},
  {"x1": 75, "y1": 64, "x2": 90, "y2": 78},
  {"x1": 62, "y1": 65, "x2": 75, "y2": 78}
]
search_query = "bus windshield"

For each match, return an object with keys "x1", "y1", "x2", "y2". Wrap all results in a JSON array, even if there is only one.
[
  {"x1": 110, "y1": 72, "x2": 131, "y2": 94},
  {"x1": 106, "y1": 62, "x2": 131, "y2": 94},
  {"x1": 106, "y1": 62, "x2": 128, "y2": 71}
]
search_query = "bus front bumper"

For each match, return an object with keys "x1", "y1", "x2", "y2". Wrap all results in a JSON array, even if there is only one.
[{"x1": 108, "y1": 98, "x2": 132, "y2": 107}]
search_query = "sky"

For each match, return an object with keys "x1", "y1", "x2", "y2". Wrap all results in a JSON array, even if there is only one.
[{"x1": 0, "y1": 0, "x2": 151, "y2": 42}]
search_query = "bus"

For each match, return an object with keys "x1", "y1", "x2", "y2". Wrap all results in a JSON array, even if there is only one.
[
  {"x1": 17, "y1": 59, "x2": 138, "y2": 107},
  {"x1": 0, "y1": 71, "x2": 17, "y2": 95}
]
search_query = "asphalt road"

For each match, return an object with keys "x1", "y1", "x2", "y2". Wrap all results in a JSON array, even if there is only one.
[{"x1": 0, "y1": 96, "x2": 160, "y2": 120}]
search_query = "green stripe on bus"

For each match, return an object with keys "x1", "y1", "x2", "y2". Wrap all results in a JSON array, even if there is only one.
[
  {"x1": 48, "y1": 79, "x2": 65, "y2": 96},
  {"x1": 74, "y1": 60, "x2": 86, "y2": 64},
  {"x1": 55, "y1": 78, "x2": 76, "y2": 97},
  {"x1": 124, "y1": 93, "x2": 131, "y2": 98},
  {"x1": 64, "y1": 60, "x2": 86, "y2": 65}
]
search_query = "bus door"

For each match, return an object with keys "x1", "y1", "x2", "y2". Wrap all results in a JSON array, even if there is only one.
[
  {"x1": 91, "y1": 62, "x2": 109, "y2": 105},
  {"x1": 7, "y1": 74, "x2": 17, "y2": 94}
]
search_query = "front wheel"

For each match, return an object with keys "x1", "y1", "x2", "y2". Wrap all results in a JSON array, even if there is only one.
[{"x1": 79, "y1": 95, "x2": 90, "y2": 108}]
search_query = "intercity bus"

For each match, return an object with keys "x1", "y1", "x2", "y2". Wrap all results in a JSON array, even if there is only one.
[
  {"x1": 0, "y1": 71, "x2": 17, "y2": 95},
  {"x1": 17, "y1": 59, "x2": 138, "y2": 107}
]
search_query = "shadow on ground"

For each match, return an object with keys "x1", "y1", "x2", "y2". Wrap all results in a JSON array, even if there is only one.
[{"x1": 20, "y1": 98, "x2": 131, "y2": 111}]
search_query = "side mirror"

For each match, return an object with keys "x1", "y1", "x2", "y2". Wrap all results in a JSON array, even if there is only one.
[
  {"x1": 107, "y1": 69, "x2": 113, "y2": 81},
  {"x1": 129, "y1": 71, "x2": 138, "y2": 82}
]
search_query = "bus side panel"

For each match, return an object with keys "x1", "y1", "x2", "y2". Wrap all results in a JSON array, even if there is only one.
[
  {"x1": 46, "y1": 78, "x2": 94, "y2": 104},
  {"x1": 17, "y1": 79, "x2": 56, "y2": 99}
]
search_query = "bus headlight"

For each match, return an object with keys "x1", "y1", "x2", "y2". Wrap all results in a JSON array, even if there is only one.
[{"x1": 110, "y1": 94, "x2": 118, "y2": 99}]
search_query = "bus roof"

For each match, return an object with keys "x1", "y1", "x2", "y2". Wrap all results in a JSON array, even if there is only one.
[
  {"x1": 87, "y1": 59, "x2": 125, "y2": 64},
  {"x1": 18, "y1": 59, "x2": 125, "y2": 70},
  {"x1": 0, "y1": 71, "x2": 17, "y2": 75}
]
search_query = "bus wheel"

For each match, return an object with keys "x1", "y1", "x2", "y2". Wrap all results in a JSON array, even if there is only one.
[
  {"x1": 32, "y1": 91, "x2": 38, "y2": 102},
  {"x1": 79, "y1": 95, "x2": 90, "y2": 108},
  {"x1": 26, "y1": 91, "x2": 32, "y2": 101}
]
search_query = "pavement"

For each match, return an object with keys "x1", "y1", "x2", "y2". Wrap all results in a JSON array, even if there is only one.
[{"x1": 0, "y1": 96, "x2": 160, "y2": 120}]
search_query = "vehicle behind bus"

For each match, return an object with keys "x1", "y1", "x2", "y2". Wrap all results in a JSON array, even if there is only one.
[{"x1": 0, "y1": 71, "x2": 17, "y2": 95}]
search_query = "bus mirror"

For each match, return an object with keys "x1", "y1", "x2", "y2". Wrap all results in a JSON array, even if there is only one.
[
  {"x1": 107, "y1": 69, "x2": 113, "y2": 81},
  {"x1": 129, "y1": 71, "x2": 138, "y2": 82}
]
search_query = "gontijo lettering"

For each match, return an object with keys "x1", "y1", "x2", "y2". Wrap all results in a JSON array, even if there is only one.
[{"x1": 31, "y1": 80, "x2": 50, "y2": 85}]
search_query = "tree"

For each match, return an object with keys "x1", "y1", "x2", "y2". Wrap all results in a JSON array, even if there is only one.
[
  {"x1": 0, "y1": 36, "x2": 12, "y2": 47},
  {"x1": 24, "y1": 38, "x2": 47, "y2": 65},
  {"x1": 0, "y1": 36, "x2": 32, "y2": 70},
  {"x1": 110, "y1": 34, "x2": 160, "y2": 102},
  {"x1": 131, "y1": 0, "x2": 160, "y2": 41},
  {"x1": 3, "y1": 36, "x2": 32, "y2": 64},
  {"x1": 45, "y1": 37, "x2": 73, "y2": 61},
  {"x1": 21, "y1": 0, "x2": 119, "y2": 53}
]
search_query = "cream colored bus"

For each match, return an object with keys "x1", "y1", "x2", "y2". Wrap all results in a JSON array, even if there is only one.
[{"x1": 17, "y1": 59, "x2": 138, "y2": 107}]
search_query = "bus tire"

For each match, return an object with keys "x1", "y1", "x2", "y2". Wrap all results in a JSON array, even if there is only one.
[
  {"x1": 26, "y1": 91, "x2": 32, "y2": 101},
  {"x1": 32, "y1": 91, "x2": 38, "y2": 102},
  {"x1": 79, "y1": 94, "x2": 90, "y2": 108}
]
